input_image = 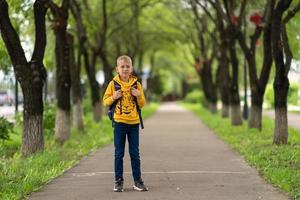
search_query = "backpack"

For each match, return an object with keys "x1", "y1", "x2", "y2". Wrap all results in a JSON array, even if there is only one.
[{"x1": 107, "y1": 80, "x2": 144, "y2": 129}]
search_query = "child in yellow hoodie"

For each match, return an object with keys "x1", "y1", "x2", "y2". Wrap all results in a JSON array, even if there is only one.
[{"x1": 103, "y1": 55, "x2": 148, "y2": 192}]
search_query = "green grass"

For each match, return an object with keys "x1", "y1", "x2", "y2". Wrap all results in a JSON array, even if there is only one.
[
  {"x1": 0, "y1": 102, "x2": 159, "y2": 200},
  {"x1": 181, "y1": 102, "x2": 300, "y2": 200}
]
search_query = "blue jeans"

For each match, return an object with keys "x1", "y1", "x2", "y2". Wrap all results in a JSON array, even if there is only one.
[{"x1": 114, "y1": 122, "x2": 141, "y2": 181}]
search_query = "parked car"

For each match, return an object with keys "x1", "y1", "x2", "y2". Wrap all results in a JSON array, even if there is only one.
[{"x1": 0, "y1": 90, "x2": 14, "y2": 106}]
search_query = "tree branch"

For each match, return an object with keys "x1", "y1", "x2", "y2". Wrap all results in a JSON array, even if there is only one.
[
  {"x1": 194, "y1": 0, "x2": 218, "y2": 25},
  {"x1": 31, "y1": 0, "x2": 49, "y2": 63},
  {"x1": 282, "y1": 23, "x2": 292, "y2": 76},
  {"x1": 283, "y1": 2, "x2": 300, "y2": 24},
  {"x1": 47, "y1": 0, "x2": 59, "y2": 14},
  {"x1": 208, "y1": 0, "x2": 227, "y2": 20},
  {"x1": 70, "y1": 0, "x2": 86, "y2": 41},
  {"x1": 61, "y1": 0, "x2": 69, "y2": 13},
  {"x1": 222, "y1": 0, "x2": 232, "y2": 23},
  {"x1": 237, "y1": 0, "x2": 247, "y2": 28},
  {"x1": 0, "y1": 0, "x2": 27, "y2": 65}
]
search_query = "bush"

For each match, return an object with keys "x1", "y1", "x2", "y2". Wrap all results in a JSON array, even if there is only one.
[
  {"x1": 0, "y1": 117, "x2": 13, "y2": 141},
  {"x1": 15, "y1": 112, "x2": 23, "y2": 126},
  {"x1": 288, "y1": 83, "x2": 300, "y2": 105},
  {"x1": 43, "y1": 103, "x2": 56, "y2": 136},
  {"x1": 184, "y1": 90, "x2": 205, "y2": 104}
]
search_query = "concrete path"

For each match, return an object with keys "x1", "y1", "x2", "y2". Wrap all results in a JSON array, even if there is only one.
[
  {"x1": 28, "y1": 103, "x2": 289, "y2": 200},
  {"x1": 264, "y1": 110, "x2": 300, "y2": 131}
]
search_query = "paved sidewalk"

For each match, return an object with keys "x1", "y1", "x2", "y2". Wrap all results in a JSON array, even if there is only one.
[{"x1": 28, "y1": 102, "x2": 289, "y2": 200}]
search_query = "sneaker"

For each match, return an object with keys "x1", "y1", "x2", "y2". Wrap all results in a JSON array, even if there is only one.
[
  {"x1": 114, "y1": 178, "x2": 124, "y2": 192},
  {"x1": 133, "y1": 178, "x2": 148, "y2": 191}
]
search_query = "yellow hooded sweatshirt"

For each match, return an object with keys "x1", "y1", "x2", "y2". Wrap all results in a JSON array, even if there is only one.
[{"x1": 103, "y1": 75, "x2": 146, "y2": 124}]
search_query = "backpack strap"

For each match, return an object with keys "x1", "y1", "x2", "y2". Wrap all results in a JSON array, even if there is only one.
[
  {"x1": 114, "y1": 80, "x2": 122, "y2": 115},
  {"x1": 132, "y1": 81, "x2": 144, "y2": 129},
  {"x1": 109, "y1": 80, "x2": 121, "y2": 127}
]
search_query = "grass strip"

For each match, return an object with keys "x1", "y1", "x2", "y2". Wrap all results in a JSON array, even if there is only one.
[
  {"x1": 0, "y1": 102, "x2": 159, "y2": 200},
  {"x1": 182, "y1": 102, "x2": 300, "y2": 200}
]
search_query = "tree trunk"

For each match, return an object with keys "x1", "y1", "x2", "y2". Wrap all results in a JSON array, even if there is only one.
[
  {"x1": 231, "y1": 104, "x2": 242, "y2": 125},
  {"x1": 248, "y1": 90, "x2": 264, "y2": 130},
  {"x1": 22, "y1": 114, "x2": 43, "y2": 156},
  {"x1": 21, "y1": 78, "x2": 44, "y2": 156},
  {"x1": 0, "y1": 0, "x2": 48, "y2": 156},
  {"x1": 229, "y1": 92, "x2": 242, "y2": 125},
  {"x1": 55, "y1": 43, "x2": 71, "y2": 143},
  {"x1": 273, "y1": 103, "x2": 288, "y2": 144},
  {"x1": 55, "y1": 108, "x2": 71, "y2": 144},
  {"x1": 83, "y1": 49, "x2": 101, "y2": 122},
  {"x1": 221, "y1": 104, "x2": 229, "y2": 118},
  {"x1": 205, "y1": 64, "x2": 218, "y2": 114},
  {"x1": 54, "y1": 35, "x2": 71, "y2": 143},
  {"x1": 52, "y1": 1, "x2": 71, "y2": 144},
  {"x1": 271, "y1": 0, "x2": 292, "y2": 145},
  {"x1": 93, "y1": 103, "x2": 101, "y2": 122},
  {"x1": 228, "y1": 34, "x2": 242, "y2": 125},
  {"x1": 229, "y1": 88, "x2": 242, "y2": 126},
  {"x1": 73, "y1": 100, "x2": 84, "y2": 131},
  {"x1": 22, "y1": 112, "x2": 43, "y2": 151},
  {"x1": 248, "y1": 104, "x2": 262, "y2": 130},
  {"x1": 200, "y1": 75, "x2": 211, "y2": 107},
  {"x1": 217, "y1": 36, "x2": 230, "y2": 118},
  {"x1": 273, "y1": 74, "x2": 289, "y2": 145},
  {"x1": 68, "y1": 33, "x2": 84, "y2": 132},
  {"x1": 197, "y1": 58, "x2": 218, "y2": 111},
  {"x1": 209, "y1": 103, "x2": 217, "y2": 114}
]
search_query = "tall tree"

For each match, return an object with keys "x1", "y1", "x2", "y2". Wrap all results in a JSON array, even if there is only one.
[
  {"x1": 235, "y1": 0, "x2": 275, "y2": 130},
  {"x1": 221, "y1": 0, "x2": 243, "y2": 125},
  {"x1": 195, "y1": 0, "x2": 230, "y2": 117},
  {"x1": 0, "y1": 0, "x2": 48, "y2": 156},
  {"x1": 71, "y1": 0, "x2": 101, "y2": 121},
  {"x1": 67, "y1": 33, "x2": 84, "y2": 131},
  {"x1": 98, "y1": 0, "x2": 113, "y2": 87},
  {"x1": 204, "y1": 0, "x2": 242, "y2": 124},
  {"x1": 271, "y1": 0, "x2": 300, "y2": 144},
  {"x1": 69, "y1": 0, "x2": 85, "y2": 130},
  {"x1": 48, "y1": 0, "x2": 71, "y2": 144},
  {"x1": 190, "y1": 0, "x2": 218, "y2": 113}
]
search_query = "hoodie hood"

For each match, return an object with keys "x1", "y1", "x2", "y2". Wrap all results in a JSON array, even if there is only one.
[{"x1": 113, "y1": 75, "x2": 137, "y2": 90}]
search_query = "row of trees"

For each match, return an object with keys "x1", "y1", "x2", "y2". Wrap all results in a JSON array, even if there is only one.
[
  {"x1": 185, "y1": 0, "x2": 300, "y2": 145},
  {"x1": 0, "y1": 0, "x2": 185, "y2": 156},
  {"x1": 1, "y1": 0, "x2": 298, "y2": 157}
]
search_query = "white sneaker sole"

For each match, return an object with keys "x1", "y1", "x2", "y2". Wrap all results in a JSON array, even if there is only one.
[
  {"x1": 113, "y1": 188, "x2": 124, "y2": 192},
  {"x1": 133, "y1": 185, "x2": 148, "y2": 191}
]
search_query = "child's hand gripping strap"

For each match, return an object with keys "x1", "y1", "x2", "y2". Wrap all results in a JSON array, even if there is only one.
[{"x1": 132, "y1": 81, "x2": 144, "y2": 129}]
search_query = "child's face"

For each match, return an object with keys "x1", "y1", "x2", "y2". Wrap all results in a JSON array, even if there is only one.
[{"x1": 116, "y1": 59, "x2": 133, "y2": 81}]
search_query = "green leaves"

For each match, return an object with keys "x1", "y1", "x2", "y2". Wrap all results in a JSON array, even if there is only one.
[
  {"x1": 0, "y1": 43, "x2": 11, "y2": 73},
  {"x1": 0, "y1": 116, "x2": 13, "y2": 141}
]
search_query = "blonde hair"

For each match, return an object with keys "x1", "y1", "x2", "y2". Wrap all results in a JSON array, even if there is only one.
[{"x1": 116, "y1": 55, "x2": 132, "y2": 66}]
